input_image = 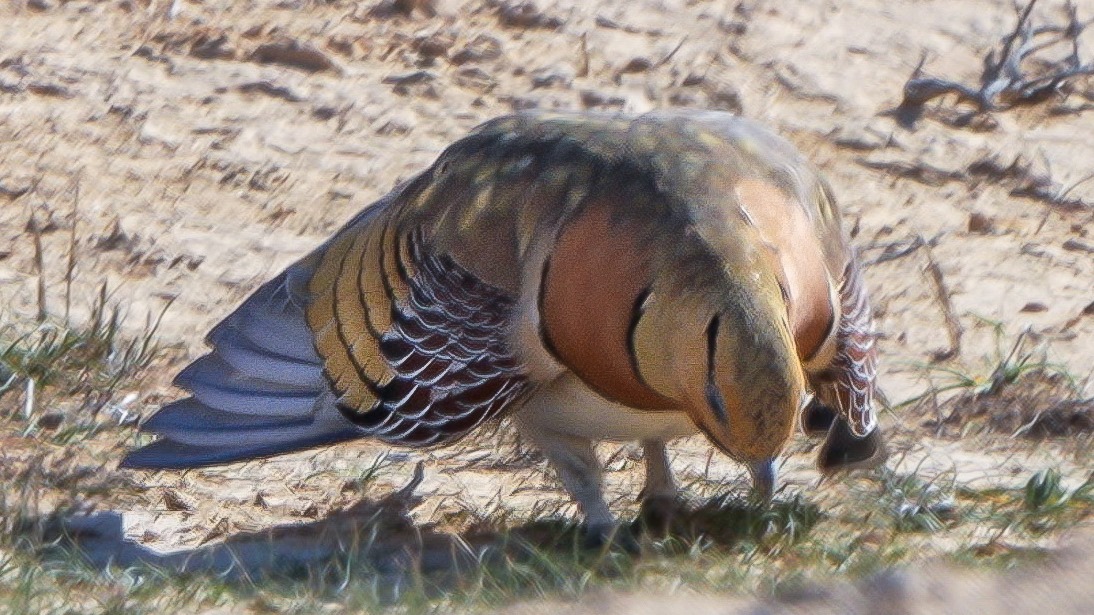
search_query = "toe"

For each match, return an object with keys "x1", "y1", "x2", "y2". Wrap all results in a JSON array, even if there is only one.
[
  {"x1": 637, "y1": 495, "x2": 680, "y2": 536},
  {"x1": 583, "y1": 523, "x2": 640, "y2": 553}
]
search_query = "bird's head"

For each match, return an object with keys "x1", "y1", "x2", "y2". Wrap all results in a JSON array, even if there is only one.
[{"x1": 630, "y1": 250, "x2": 807, "y2": 501}]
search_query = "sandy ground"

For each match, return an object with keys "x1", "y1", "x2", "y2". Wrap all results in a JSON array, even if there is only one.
[
  {"x1": 503, "y1": 533, "x2": 1094, "y2": 615},
  {"x1": 1, "y1": 0, "x2": 1092, "y2": 611}
]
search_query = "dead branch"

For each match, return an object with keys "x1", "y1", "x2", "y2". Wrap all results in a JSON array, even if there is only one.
[
  {"x1": 922, "y1": 242, "x2": 963, "y2": 362},
  {"x1": 856, "y1": 158, "x2": 965, "y2": 186},
  {"x1": 862, "y1": 235, "x2": 937, "y2": 266},
  {"x1": 27, "y1": 212, "x2": 47, "y2": 323},
  {"x1": 896, "y1": 0, "x2": 1094, "y2": 127},
  {"x1": 967, "y1": 154, "x2": 1093, "y2": 211}
]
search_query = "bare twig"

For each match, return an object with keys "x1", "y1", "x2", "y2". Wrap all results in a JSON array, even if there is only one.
[
  {"x1": 896, "y1": 0, "x2": 1094, "y2": 127},
  {"x1": 23, "y1": 378, "x2": 36, "y2": 420},
  {"x1": 655, "y1": 37, "x2": 689, "y2": 68},
  {"x1": 922, "y1": 243, "x2": 963, "y2": 362},
  {"x1": 577, "y1": 33, "x2": 589, "y2": 78},
  {"x1": 968, "y1": 154, "x2": 1092, "y2": 211},
  {"x1": 863, "y1": 235, "x2": 932, "y2": 266},
  {"x1": 856, "y1": 158, "x2": 965, "y2": 186},
  {"x1": 28, "y1": 212, "x2": 47, "y2": 323},
  {"x1": 395, "y1": 461, "x2": 425, "y2": 502},
  {"x1": 64, "y1": 177, "x2": 80, "y2": 326}
]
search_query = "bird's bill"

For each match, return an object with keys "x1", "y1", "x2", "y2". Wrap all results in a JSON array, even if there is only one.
[{"x1": 749, "y1": 458, "x2": 777, "y2": 503}]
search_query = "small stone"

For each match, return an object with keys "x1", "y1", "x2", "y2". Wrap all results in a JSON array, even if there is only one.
[
  {"x1": 707, "y1": 84, "x2": 743, "y2": 113},
  {"x1": 497, "y1": 2, "x2": 564, "y2": 29},
  {"x1": 530, "y1": 66, "x2": 573, "y2": 89},
  {"x1": 619, "y1": 57, "x2": 653, "y2": 73},
  {"x1": 95, "y1": 218, "x2": 135, "y2": 252},
  {"x1": 415, "y1": 32, "x2": 455, "y2": 59},
  {"x1": 580, "y1": 89, "x2": 625, "y2": 108},
  {"x1": 251, "y1": 40, "x2": 338, "y2": 73},
  {"x1": 967, "y1": 212, "x2": 993, "y2": 234},
  {"x1": 27, "y1": 82, "x2": 73, "y2": 98},
  {"x1": 668, "y1": 89, "x2": 701, "y2": 107},
  {"x1": 450, "y1": 34, "x2": 502, "y2": 65},
  {"x1": 1020, "y1": 302, "x2": 1048, "y2": 313},
  {"x1": 381, "y1": 70, "x2": 435, "y2": 85},
  {"x1": 162, "y1": 490, "x2": 195, "y2": 512},
  {"x1": 507, "y1": 96, "x2": 539, "y2": 111},
  {"x1": 1062, "y1": 238, "x2": 1094, "y2": 253},
  {"x1": 190, "y1": 33, "x2": 235, "y2": 60},
  {"x1": 681, "y1": 73, "x2": 705, "y2": 87},
  {"x1": 326, "y1": 35, "x2": 356, "y2": 57},
  {"x1": 0, "y1": 182, "x2": 31, "y2": 200},
  {"x1": 370, "y1": 0, "x2": 437, "y2": 18},
  {"x1": 312, "y1": 105, "x2": 338, "y2": 120},
  {"x1": 455, "y1": 67, "x2": 496, "y2": 92},
  {"x1": 1020, "y1": 243, "x2": 1047, "y2": 257},
  {"x1": 36, "y1": 412, "x2": 64, "y2": 430}
]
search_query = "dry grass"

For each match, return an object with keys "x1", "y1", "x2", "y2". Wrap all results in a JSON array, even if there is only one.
[
  {"x1": 0, "y1": 158, "x2": 1090, "y2": 615},
  {"x1": 1, "y1": 0, "x2": 1092, "y2": 611},
  {"x1": 1, "y1": 306, "x2": 1090, "y2": 613},
  {"x1": 901, "y1": 322, "x2": 1093, "y2": 441}
]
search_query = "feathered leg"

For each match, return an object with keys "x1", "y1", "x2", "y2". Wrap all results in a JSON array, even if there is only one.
[
  {"x1": 516, "y1": 423, "x2": 615, "y2": 536},
  {"x1": 638, "y1": 440, "x2": 678, "y2": 533}
]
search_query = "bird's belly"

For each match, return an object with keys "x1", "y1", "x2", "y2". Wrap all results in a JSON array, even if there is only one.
[{"x1": 514, "y1": 373, "x2": 699, "y2": 441}]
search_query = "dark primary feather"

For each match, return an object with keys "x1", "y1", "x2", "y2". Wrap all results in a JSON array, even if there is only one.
[
  {"x1": 121, "y1": 259, "x2": 362, "y2": 469},
  {"x1": 123, "y1": 195, "x2": 532, "y2": 468}
]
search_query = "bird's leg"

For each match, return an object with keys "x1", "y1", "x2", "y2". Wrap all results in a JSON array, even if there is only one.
[
  {"x1": 641, "y1": 440, "x2": 677, "y2": 500},
  {"x1": 517, "y1": 425, "x2": 619, "y2": 544},
  {"x1": 638, "y1": 440, "x2": 679, "y2": 533}
]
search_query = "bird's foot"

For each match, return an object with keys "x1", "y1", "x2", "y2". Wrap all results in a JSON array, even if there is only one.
[
  {"x1": 818, "y1": 418, "x2": 887, "y2": 473},
  {"x1": 635, "y1": 495, "x2": 684, "y2": 537},
  {"x1": 583, "y1": 522, "x2": 640, "y2": 554}
]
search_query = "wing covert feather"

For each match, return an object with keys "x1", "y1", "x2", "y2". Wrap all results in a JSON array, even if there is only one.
[{"x1": 306, "y1": 214, "x2": 530, "y2": 447}]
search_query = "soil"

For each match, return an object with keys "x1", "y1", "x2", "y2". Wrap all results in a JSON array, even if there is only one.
[{"x1": 0, "y1": 0, "x2": 1091, "y2": 611}]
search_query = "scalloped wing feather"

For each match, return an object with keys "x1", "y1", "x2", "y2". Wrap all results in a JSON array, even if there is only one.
[{"x1": 307, "y1": 219, "x2": 530, "y2": 447}]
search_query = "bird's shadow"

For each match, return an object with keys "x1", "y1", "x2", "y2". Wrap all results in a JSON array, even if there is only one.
[{"x1": 21, "y1": 470, "x2": 821, "y2": 602}]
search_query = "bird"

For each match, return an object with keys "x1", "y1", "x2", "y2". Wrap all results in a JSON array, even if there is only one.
[{"x1": 122, "y1": 110, "x2": 885, "y2": 541}]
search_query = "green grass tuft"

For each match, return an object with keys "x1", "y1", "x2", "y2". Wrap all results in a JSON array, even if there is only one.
[{"x1": 0, "y1": 283, "x2": 168, "y2": 440}]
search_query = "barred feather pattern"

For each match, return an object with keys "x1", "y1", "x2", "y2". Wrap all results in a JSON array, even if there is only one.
[
  {"x1": 335, "y1": 228, "x2": 531, "y2": 446},
  {"x1": 828, "y1": 255, "x2": 879, "y2": 437}
]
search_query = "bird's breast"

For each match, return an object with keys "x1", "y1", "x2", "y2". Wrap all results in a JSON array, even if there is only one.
[{"x1": 514, "y1": 373, "x2": 698, "y2": 442}]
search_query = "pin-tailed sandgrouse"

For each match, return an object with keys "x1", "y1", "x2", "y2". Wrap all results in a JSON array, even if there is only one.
[{"x1": 122, "y1": 110, "x2": 885, "y2": 537}]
